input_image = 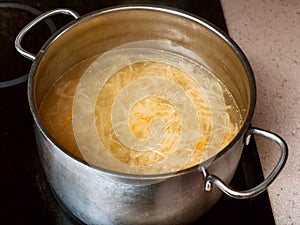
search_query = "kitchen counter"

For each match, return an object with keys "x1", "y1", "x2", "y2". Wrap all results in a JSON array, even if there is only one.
[{"x1": 221, "y1": 0, "x2": 300, "y2": 224}]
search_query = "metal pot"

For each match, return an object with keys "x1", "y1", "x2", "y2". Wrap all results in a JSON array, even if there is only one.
[{"x1": 15, "y1": 6, "x2": 288, "y2": 225}]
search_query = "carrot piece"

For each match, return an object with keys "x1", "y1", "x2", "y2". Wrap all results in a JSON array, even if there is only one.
[
  {"x1": 194, "y1": 140, "x2": 208, "y2": 150},
  {"x1": 63, "y1": 111, "x2": 72, "y2": 127}
]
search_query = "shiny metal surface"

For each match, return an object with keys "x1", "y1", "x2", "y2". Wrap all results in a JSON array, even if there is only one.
[
  {"x1": 35, "y1": 126, "x2": 244, "y2": 224},
  {"x1": 201, "y1": 127, "x2": 288, "y2": 199},
  {"x1": 15, "y1": 8, "x2": 80, "y2": 61},
  {"x1": 17, "y1": 5, "x2": 287, "y2": 225}
]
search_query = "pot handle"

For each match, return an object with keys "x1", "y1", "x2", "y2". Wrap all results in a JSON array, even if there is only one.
[
  {"x1": 15, "y1": 8, "x2": 80, "y2": 61},
  {"x1": 200, "y1": 127, "x2": 288, "y2": 199}
]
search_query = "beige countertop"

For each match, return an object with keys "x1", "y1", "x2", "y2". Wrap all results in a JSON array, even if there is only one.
[{"x1": 221, "y1": 0, "x2": 300, "y2": 224}]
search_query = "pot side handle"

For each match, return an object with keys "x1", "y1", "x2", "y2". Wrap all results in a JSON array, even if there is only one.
[
  {"x1": 15, "y1": 8, "x2": 80, "y2": 61},
  {"x1": 200, "y1": 127, "x2": 288, "y2": 199}
]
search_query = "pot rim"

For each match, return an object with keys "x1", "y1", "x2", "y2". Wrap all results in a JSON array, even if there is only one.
[{"x1": 28, "y1": 5, "x2": 256, "y2": 180}]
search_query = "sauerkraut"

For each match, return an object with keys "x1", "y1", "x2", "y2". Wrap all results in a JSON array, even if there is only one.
[{"x1": 39, "y1": 40, "x2": 242, "y2": 175}]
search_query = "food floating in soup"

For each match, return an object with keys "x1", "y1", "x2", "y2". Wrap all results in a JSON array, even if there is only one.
[{"x1": 39, "y1": 41, "x2": 242, "y2": 174}]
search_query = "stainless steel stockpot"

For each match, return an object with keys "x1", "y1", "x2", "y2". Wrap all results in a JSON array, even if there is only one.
[{"x1": 16, "y1": 6, "x2": 288, "y2": 225}]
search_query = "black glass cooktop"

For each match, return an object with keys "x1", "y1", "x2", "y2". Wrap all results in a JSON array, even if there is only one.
[{"x1": 0, "y1": 1, "x2": 275, "y2": 224}]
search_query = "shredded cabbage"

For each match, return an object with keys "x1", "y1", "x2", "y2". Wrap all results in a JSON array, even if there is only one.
[{"x1": 39, "y1": 40, "x2": 242, "y2": 175}]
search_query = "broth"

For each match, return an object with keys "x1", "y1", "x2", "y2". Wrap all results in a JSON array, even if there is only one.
[{"x1": 39, "y1": 45, "x2": 243, "y2": 174}]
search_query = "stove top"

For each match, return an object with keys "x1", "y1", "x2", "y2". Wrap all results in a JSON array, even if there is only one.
[{"x1": 1, "y1": 1, "x2": 275, "y2": 224}]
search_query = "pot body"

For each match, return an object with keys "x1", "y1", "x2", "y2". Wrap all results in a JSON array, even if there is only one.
[
  {"x1": 28, "y1": 6, "x2": 255, "y2": 225},
  {"x1": 36, "y1": 126, "x2": 245, "y2": 225}
]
